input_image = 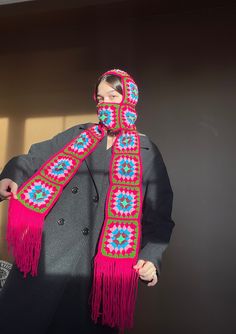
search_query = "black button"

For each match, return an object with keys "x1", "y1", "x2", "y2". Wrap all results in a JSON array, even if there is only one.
[
  {"x1": 57, "y1": 218, "x2": 65, "y2": 225},
  {"x1": 81, "y1": 227, "x2": 89, "y2": 235},
  {"x1": 71, "y1": 186, "x2": 79, "y2": 194},
  {"x1": 92, "y1": 195, "x2": 99, "y2": 203}
]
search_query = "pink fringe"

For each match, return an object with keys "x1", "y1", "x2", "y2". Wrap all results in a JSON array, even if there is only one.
[
  {"x1": 90, "y1": 254, "x2": 139, "y2": 331},
  {"x1": 7, "y1": 198, "x2": 44, "y2": 277}
]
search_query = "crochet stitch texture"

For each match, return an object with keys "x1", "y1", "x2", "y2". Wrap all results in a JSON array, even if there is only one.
[{"x1": 7, "y1": 69, "x2": 142, "y2": 331}]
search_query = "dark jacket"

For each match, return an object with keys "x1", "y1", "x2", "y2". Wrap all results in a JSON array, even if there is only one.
[{"x1": 0, "y1": 123, "x2": 175, "y2": 334}]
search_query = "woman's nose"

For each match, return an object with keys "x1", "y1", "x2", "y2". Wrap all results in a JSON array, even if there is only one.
[{"x1": 104, "y1": 97, "x2": 110, "y2": 103}]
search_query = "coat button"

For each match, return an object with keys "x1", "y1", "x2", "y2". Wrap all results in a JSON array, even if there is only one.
[
  {"x1": 57, "y1": 218, "x2": 65, "y2": 225},
  {"x1": 92, "y1": 195, "x2": 99, "y2": 203},
  {"x1": 71, "y1": 186, "x2": 79, "y2": 194},
  {"x1": 81, "y1": 227, "x2": 89, "y2": 235}
]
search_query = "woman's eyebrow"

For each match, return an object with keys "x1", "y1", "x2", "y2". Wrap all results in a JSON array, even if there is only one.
[{"x1": 97, "y1": 89, "x2": 116, "y2": 96}]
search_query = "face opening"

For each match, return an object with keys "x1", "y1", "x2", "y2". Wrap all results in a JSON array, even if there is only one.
[{"x1": 95, "y1": 74, "x2": 123, "y2": 104}]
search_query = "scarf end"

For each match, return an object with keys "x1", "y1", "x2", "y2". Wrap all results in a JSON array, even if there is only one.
[
  {"x1": 90, "y1": 256, "x2": 139, "y2": 331},
  {"x1": 7, "y1": 198, "x2": 44, "y2": 277}
]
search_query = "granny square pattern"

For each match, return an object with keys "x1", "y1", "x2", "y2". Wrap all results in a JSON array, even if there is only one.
[
  {"x1": 114, "y1": 132, "x2": 139, "y2": 153},
  {"x1": 42, "y1": 155, "x2": 80, "y2": 184},
  {"x1": 18, "y1": 178, "x2": 60, "y2": 213},
  {"x1": 64, "y1": 131, "x2": 96, "y2": 159},
  {"x1": 123, "y1": 77, "x2": 138, "y2": 106},
  {"x1": 108, "y1": 186, "x2": 140, "y2": 219},
  {"x1": 97, "y1": 104, "x2": 120, "y2": 129},
  {"x1": 101, "y1": 220, "x2": 138, "y2": 258},
  {"x1": 88, "y1": 124, "x2": 105, "y2": 139},
  {"x1": 112, "y1": 155, "x2": 140, "y2": 185},
  {"x1": 121, "y1": 106, "x2": 137, "y2": 129},
  {"x1": 8, "y1": 69, "x2": 142, "y2": 331}
]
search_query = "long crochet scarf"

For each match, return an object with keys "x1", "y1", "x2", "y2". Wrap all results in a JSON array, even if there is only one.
[{"x1": 7, "y1": 69, "x2": 142, "y2": 331}]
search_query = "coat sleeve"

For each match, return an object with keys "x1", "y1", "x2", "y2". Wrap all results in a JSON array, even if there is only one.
[
  {"x1": 0, "y1": 125, "x2": 82, "y2": 188},
  {"x1": 138, "y1": 142, "x2": 175, "y2": 277}
]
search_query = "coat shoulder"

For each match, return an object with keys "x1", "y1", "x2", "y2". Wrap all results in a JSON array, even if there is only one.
[
  {"x1": 139, "y1": 132, "x2": 161, "y2": 157},
  {"x1": 53, "y1": 122, "x2": 95, "y2": 142},
  {"x1": 139, "y1": 133, "x2": 167, "y2": 179}
]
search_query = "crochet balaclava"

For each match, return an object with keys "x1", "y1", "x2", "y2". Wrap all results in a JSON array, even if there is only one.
[{"x1": 7, "y1": 69, "x2": 142, "y2": 331}]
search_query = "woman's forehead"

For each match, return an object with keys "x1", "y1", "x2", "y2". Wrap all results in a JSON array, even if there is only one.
[{"x1": 97, "y1": 81, "x2": 117, "y2": 95}]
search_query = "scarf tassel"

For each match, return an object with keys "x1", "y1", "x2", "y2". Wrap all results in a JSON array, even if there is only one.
[
  {"x1": 91, "y1": 255, "x2": 139, "y2": 331},
  {"x1": 7, "y1": 198, "x2": 44, "y2": 277}
]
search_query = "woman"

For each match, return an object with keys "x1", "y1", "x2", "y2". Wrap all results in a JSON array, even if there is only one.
[{"x1": 0, "y1": 69, "x2": 175, "y2": 333}]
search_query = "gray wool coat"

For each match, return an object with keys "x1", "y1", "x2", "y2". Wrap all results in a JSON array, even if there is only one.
[{"x1": 0, "y1": 123, "x2": 175, "y2": 334}]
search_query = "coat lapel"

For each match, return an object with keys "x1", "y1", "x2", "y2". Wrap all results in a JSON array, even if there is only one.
[{"x1": 78, "y1": 123, "x2": 151, "y2": 191}]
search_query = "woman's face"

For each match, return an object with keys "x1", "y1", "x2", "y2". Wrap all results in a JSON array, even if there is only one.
[{"x1": 96, "y1": 80, "x2": 123, "y2": 104}]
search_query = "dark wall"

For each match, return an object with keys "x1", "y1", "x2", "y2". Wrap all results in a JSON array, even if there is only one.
[
  {"x1": 132, "y1": 9, "x2": 236, "y2": 334},
  {"x1": 0, "y1": 1, "x2": 235, "y2": 333}
]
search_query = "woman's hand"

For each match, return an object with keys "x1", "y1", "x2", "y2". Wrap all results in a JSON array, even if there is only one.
[
  {"x1": 0, "y1": 178, "x2": 18, "y2": 200},
  {"x1": 133, "y1": 259, "x2": 158, "y2": 287}
]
